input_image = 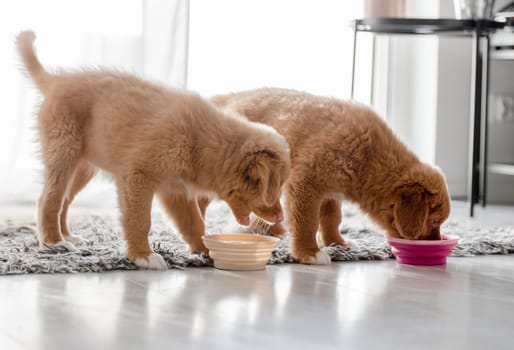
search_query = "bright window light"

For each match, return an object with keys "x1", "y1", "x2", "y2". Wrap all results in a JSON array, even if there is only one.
[{"x1": 188, "y1": 0, "x2": 363, "y2": 99}]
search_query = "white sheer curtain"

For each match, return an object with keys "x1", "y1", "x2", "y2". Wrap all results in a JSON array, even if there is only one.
[{"x1": 0, "y1": 0, "x2": 189, "y2": 206}]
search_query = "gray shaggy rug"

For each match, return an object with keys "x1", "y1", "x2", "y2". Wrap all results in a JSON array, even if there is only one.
[{"x1": 1, "y1": 202, "x2": 513, "y2": 275}]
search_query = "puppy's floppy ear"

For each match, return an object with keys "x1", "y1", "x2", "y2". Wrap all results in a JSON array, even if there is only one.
[
  {"x1": 393, "y1": 184, "x2": 430, "y2": 239},
  {"x1": 246, "y1": 151, "x2": 281, "y2": 206}
]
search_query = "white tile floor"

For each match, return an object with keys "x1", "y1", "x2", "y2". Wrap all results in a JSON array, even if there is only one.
[{"x1": 1, "y1": 201, "x2": 514, "y2": 350}]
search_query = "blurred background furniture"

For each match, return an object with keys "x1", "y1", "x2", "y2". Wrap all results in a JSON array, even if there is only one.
[
  {"x1": 487, "y1": 2, "x2": 514, "y2": 205},
  {"x1": 351, "y1": 18, "x2": 504, "y2": 216}
]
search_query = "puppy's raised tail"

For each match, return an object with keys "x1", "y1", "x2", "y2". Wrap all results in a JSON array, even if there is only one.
[{"x1": 16, "y1": 31, "x2": 51, "y2": 94}]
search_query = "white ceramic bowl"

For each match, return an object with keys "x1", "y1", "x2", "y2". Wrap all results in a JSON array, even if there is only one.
[{"x1": 202, "y1": 233, "x2": 280, "y2": 271}]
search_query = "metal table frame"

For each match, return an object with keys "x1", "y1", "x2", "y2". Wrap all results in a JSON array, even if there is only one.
[{"x1": 350, "y1": 18, "x2": 504, "y2": 216}]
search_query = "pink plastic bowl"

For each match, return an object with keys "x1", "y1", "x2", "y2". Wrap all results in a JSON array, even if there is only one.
[{"x1": 387, "y1": 234, "x2": 459, "y2": 265}]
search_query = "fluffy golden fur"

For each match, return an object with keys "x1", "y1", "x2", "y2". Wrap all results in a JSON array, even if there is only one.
[
  {"x1": 16, "y1": 32, "x2": 290, "y2": 269},
  {"x1": 211, "y1": 88, "x2": 451, "y2": 264}
]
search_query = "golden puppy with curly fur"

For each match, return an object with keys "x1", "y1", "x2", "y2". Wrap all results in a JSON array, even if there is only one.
[
  {"x1": 16, "y1": 32, "x2": 290, "y2": 269},
  {"x1": 211, "y1": 88, "x2": 450, "y2": 265}
]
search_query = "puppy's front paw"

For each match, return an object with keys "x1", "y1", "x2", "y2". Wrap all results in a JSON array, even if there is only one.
[
  {"x1": 268, "y1": 223, "x2": 287, "y2": 237},
  {"x1": 39, "y1": 240, "x2": 79, "y2": 253},
  {"x1": 63, "y1": 234, "x2": 86, "y2": 245},
  {"x1": 307, "y1": 250, "x2": 331, "y2": 265},
  {"x1": 134, "y1": 253, "x2": 168, "y2": 270},
  {"x1": 189, "y1": 241, "x2": 209, "y2": 255},
  {"x1": 296, "y1": 249, "x2": 331, "y2": 265},
  {"x1": 318, "y1": 235, "x2": 358, "y2": 250},
  {"x1": 342, "y1": 239, "x2": 358, "y2": 250}
]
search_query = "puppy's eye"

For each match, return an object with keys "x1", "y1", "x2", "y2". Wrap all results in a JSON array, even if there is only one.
[{"x1": 430, "y1": 218, "x2": 440, "y2": 227}]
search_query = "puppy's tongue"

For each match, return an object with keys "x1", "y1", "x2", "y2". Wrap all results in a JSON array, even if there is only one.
[{"x1": 238, "y1": 215, "x2": 250, "y2": 226}]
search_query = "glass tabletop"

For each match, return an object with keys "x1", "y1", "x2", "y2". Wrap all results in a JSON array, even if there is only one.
[{"x1": 354, "y1": 18, "x2": 505, "y2": 35}]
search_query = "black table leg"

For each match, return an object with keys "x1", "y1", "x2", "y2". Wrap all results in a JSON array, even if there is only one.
[
  {"x1": 481, "y1": 34, "x2": 490, "y2": 207},
  {"x1": 469, "y1": 29, "x2": 483, "y2": 217}
]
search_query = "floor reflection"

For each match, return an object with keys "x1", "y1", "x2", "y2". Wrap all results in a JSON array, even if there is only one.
[
  {"x1": 0, "y1": 277, "x2": 42, "y2": 349},
  {"x1": 2, "y1": 256, "x2": 514, "y2": 350}
]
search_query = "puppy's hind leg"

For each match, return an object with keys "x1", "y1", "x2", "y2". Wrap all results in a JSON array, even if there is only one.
[
  {"x1": 117, "y1": 173, "x2": 167, "y2": 270},
  {"x1": 60, "y1": 161, "x2": 97, "y2": 244},
  {"x1": 38, "y1": 164, "x2": 79, "y2": 252},
  {"x1": 37, "y1": 109, "x2": 82, "y2": 252},
  {"x1": 157, "y1": 192, "x2": 208, "y2": 254}
]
